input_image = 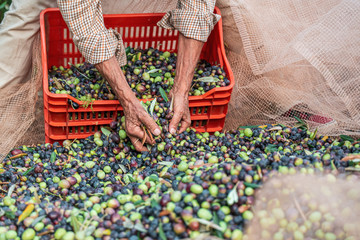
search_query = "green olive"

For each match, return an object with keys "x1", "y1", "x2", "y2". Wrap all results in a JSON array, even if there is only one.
[{"x1": 21, "y1": 229, "x2": 36, "y2": 240}]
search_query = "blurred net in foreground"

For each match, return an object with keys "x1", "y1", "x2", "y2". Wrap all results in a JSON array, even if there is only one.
[{"x1": 244, "y1": 173, "x2": 360, "y2": 240}]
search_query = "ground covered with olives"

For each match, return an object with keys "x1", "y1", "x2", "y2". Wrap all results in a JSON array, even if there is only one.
[
  {"x1": 0, "y1": 98, "x2": 359, "y2": 240},
  {"x1": 48, "y1": 47, "x2": 230, "y2": 106}
]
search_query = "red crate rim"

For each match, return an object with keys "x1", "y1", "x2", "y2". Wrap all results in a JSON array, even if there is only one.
[{"x1": 40, "y1": 7, "x2": 235, "y2": 106}]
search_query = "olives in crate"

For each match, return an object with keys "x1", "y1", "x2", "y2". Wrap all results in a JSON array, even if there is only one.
[{"x1": 48, "y1": 47, "x2": 230, "y2": 105}]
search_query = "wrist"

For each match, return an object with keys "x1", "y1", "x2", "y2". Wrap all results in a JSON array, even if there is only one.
[
  {"x1": 172, "y1": 83, "x2": 189, "y2": 97},
  {"x1": 117, "y1": 87, "x2": 137, "y2": 109}
]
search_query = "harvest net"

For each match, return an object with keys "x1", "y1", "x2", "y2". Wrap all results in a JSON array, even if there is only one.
[
  {"x1": 1, "y1": 0, "x2": 360, "y2": 157},
  {"x1": 245, "y1": 173, "x2": 360, "y2": 239},
  {"x1": 222, "y1": 0, "x2": 360, "y2": 135}
]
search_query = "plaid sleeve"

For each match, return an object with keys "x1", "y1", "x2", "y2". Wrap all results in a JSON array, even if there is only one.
[
  {"x1": 157, "y1": 0, "x2": 220, "y2": 42},
  {"x1": 57, "y1": 0, "x2": 126, "y2": 66}
]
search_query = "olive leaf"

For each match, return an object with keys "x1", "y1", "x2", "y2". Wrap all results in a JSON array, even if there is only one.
[
  {"x1": 294, "y1": 116, "x2": 308, "y2": 131},
  {"x1": 150, "y1": 72, "x2": 162, "y2": 78},
  {"x1": 169, "y1": 96, "x2": 174, "y2": 112},
  {"x1": 267, "y1": 126, "x2": 282, "y2": 131},
  {"x1": 123, "y1": 217, "x2": 134, "y2": 229},
  {"x1": 84, "y1": 225, "x2": 96, "y2": 237},
  {"x1": 70, "y1": 214, "x2": 82, "y2": 233},
  {"x1": 159, "y1": 87, "x2": 169, "y2": 102},
  {"x1": 194, "y1": 218, "x2": 223, "y2": 231},
  {"x1": 5, "y1": 211, "x2": 15, "y2": 219},
  {"x1": 310, "y1": 128, "x2": 318, "y2": 140},
  {"x1": 140, "y1": 101, "x2": 149, "y2": 113},
  {"x1": 265, "y1": 144, "x2": 278, "y2": 153},
  {"x1": 227, "y1": 182, "x2": 239, "y2": 205},
  {"x1": 194, "y1": 76, "x2": 220, "y2": 83},
  {"x1": 345, "y1": 167, "x2": 360, "y2": 172},
  {"x1": 22, "y1": 166, "x2": 35, "y2": 176},
  {"x1": 147, "y1": 69, "x2": 161, "y2": 74},
  {"x1": 331, "y1": 160, "x2": 337, "y2": 171},
  {"x1": 304, "y1": 150, "x2": 312, "y2": 155},
  {"x1": 149, "y1": 98, "x2": 157, "y2": 116},
  {"x1": 134, "y1": 222, "x2": 147, "y2": 233},
  {"x1": 159, "y1": 223, "x2": 167, "y2": 240},
  {"x1": 33, "y1": 188, "x2": 41, "y2": 204},
  {"x1": 128, "y1": 175, "x2": 135, "y2": 183},
  {"x1": 68, "y1": 62, "x2": 90, "y2": 80},
  {"x1": 238, "y1": 125, "x2": 260, "y2": 129},
  {"x1": 244, "y1": 182, "x2": 261, "y2": 189},
  {"x1": 119, "y1": 164, "x2": 127, "y2": 174},
  {"x1": 7, "y1": 185, "x2": 15, "y2": 198},
  {"x1": 125, "y1": 46, "x2": 131, "y2": 55},
  {"x1": 149, "y1": 174, "x2": 159, "y2": 182},
  {"x1": 101, "y1": 127, "x2": 111, "y2": 137},
  {"x1": 151, "y1": 199, "x2": 159, "y2": 208},
  {"x1": 340, "y1": 135, "x2": 354, "y2": 142},
  {"x1": 53, "y1": 79, "x2": 63, "y2": 90},
  {"x1": 50, "y1": 151, "x2": 56, "y2": 163},
  {"x1": 30, "y1": 216, "x2": 46, "y2": 227},
  {"x1": 158, "y1": 161, "x2": 174, "y2": 168},
  {"x1": 212, "y1": 212, "x2": 224, "y2": 236},
  {"x1": 134, "y1": 200, "x2": 145, "y2": 206}
]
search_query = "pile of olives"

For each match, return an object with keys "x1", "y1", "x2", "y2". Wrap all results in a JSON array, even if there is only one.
[
  {"x1": 0, "y1": 98, "x2": 359, "y2": 240},
  {"x1": 48, "y1": 47, "x2": 230, "y2": 105}
]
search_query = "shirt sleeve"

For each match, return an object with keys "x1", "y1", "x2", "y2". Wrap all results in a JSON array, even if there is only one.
[
  {"x1": 57, "y1": 0, "x2": 126, "y2": 66},
  {"x1": 157, "y1": 0, "x2": 220, "y2": 42}
]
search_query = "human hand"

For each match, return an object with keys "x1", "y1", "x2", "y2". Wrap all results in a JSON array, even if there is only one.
[
  {"x1": 168, "y1": 87, "x2": 191, "y2": 134},
  {"x1": 95, "y1": 57, "x2": 161, "y2": 152},
  {"x1": 122, "y1": 95, "x2": 161, "y2": 151}
]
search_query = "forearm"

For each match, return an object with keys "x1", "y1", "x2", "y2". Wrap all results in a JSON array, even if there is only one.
[
  {"x1": 173, "y1": 33, "x2": 204, "y2": 95},
  {"x1": 95, "y1": 57, "x2": 135, "y2": 107}
]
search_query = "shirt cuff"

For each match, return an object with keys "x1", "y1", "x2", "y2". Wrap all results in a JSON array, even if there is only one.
[
  {"x1": 157, "y1": 8, "x2": 221, "y2": 42},
  {"x1": 74, "y1": 29, "x2": 126, "y2": 66}
]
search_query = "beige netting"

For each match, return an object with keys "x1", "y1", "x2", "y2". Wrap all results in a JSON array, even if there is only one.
[
  {"x1": 0, "y1": 34, "x2": 44, "y2": 158},
  {"x1": 223, "y1": 0, "x2": 360, "y2": 135},
  {"x1": 1, "y1": 0, "x2": 360, "y2": 157},
  {"x1": 245, "y1": 173, "x2": 360, "y2": 239}
]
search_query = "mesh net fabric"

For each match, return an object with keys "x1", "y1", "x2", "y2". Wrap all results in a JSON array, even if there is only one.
[
  {"x1": 0, "y1": 34, "x2": 44, "y2": 158},
  {"x1": 245, "y1": 173, "x2": 360, "y2": 239},
  {"x1": 1, "y1": 0, "x2": 360, "y2": 157},
  {"x1": 223, "y1": 0, "x2": 360, "y2": 135}
]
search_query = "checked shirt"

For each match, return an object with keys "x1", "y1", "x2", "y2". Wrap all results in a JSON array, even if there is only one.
[{"x1": 57, "y1": 0, "x2": 220, "y2": 66}]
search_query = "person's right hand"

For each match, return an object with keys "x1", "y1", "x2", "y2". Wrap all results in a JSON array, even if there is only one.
[
  {"x1": 95, "y1": 56, "x2": 161, "y2": 152},
  {"x1": 122, "y1": 94, "x2": 161, "y2": 151}
]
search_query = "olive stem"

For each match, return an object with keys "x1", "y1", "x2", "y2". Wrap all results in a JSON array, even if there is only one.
[
  {"x1": 293, "y1": 195, "x2": 307, "y2": 222},
  {"x1": 68, "y1": 62, "x2": 90, "y2": 80}
]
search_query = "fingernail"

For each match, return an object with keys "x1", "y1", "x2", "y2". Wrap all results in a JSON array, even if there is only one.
[
  {"x1": 170, "y1": 128, "x2": 176, "y2": 134},
  {"x1": 154, "y1": 129, "x2": 161, "y2": 136}
]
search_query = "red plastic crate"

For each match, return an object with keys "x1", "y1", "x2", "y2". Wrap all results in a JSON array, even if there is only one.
[{"x1": 40, "y1": 7, "x2": 234, "y2": 143}]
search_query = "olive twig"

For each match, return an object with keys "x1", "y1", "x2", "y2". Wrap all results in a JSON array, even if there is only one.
[
  {"x1": 292, "y1": 195, "x2": 307, "y2": 222},
  {"x1": 38, "y1": 230, "x2": 54, "y2": 236},
  {"x1": 68, "y1": 62, "x2": 90, "y2": 80},
  {"x1": 141, "y1": 126, "x2": 147, "y2": 146},
  {"x1": 145, "y1": 127, "x2": 154, "y2": 143}
]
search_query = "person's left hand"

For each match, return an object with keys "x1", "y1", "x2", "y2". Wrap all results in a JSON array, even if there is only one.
[{"x1": 168, "y1": 87, "x2": 191, "y2": 134}]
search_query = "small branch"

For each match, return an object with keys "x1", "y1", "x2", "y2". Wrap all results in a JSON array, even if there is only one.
[
  {"x1": 68, "y1": 62, "x2": 90, "y2": 80},
  {"x1": 341, "y1": 155, "x2": 360, "y2": 161},
  {"x1": 293, "y1": 195, "x2": 307, "y2": 222}
]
